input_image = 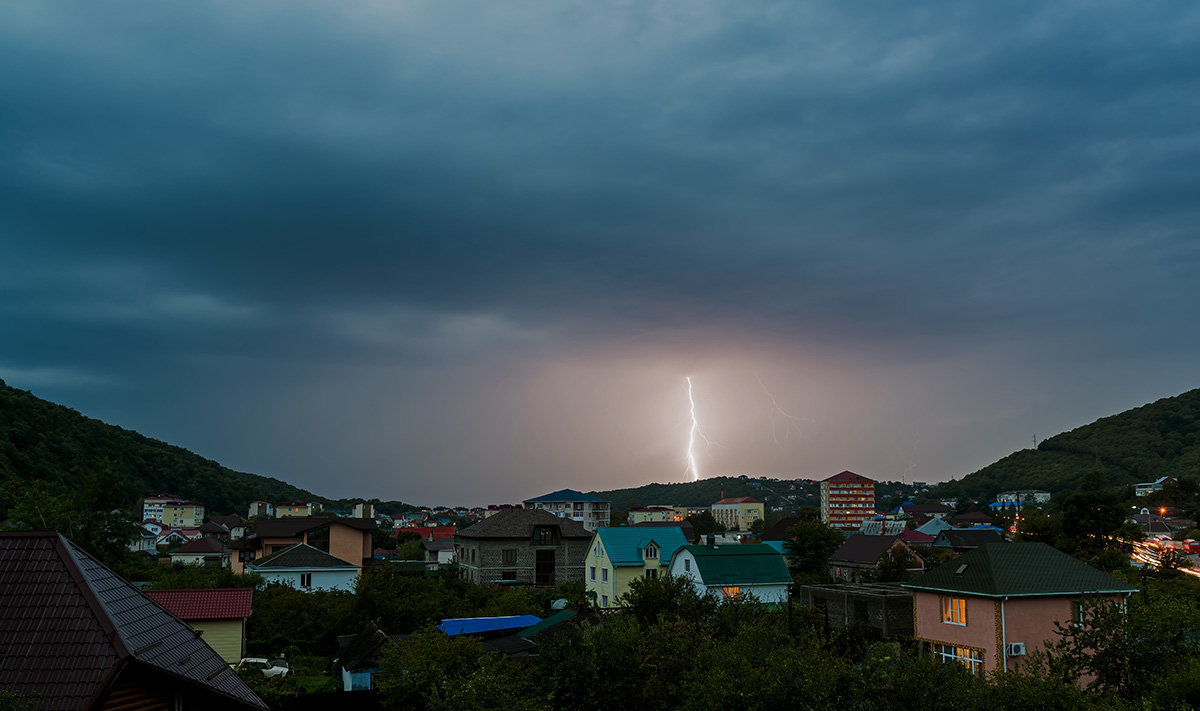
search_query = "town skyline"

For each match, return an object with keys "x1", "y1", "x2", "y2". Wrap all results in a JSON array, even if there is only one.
[{"x1": 2, "y1": 1, "x2": 1196, "y2": 505}]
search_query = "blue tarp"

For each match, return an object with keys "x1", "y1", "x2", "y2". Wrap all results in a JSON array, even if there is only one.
[{"x1": 438, "y1": 615, "x2": 542, "y2": 636}]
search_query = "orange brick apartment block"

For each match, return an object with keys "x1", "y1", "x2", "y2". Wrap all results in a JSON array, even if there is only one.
[{"x1": 820, "y1": 470, "x2": 875, "y2": 530}]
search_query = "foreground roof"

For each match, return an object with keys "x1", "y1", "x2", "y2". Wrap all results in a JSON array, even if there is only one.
[
  {"x1": 523, "y1": 488, "x2": 608, "y2": 504},
  {"x1": 457, "y1": 508, "x2": 591, "y2": 539},
  {"x1": 143, "y1": 588, "x2": 253, "y2": 620},
  {"x1": 904, "y1": 542, "x2": 1137, "y2": 598},
  {"x1": 594, "y1": 527, "x2": 687, "y2": 566},
  {"x1": 677, "y1": 543, "x2": 791, "y2": 586},
  {"x1": 0, "y1": 532, "x2": 266, "y2": 710}
]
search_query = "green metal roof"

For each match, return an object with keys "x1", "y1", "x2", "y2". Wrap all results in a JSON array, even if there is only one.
[
  {"x1": 902, "y1": 542, "x2": 1137, "y2": 598},
  {"x1": 594, "y1": 527, "x2": 687, "y2": 567},
  {"x1": 516, "y1": 609, "x2": 577, "y2": 638},
  {"x1": 680, "y1": 544, "x2": 791, "y2": 586}
]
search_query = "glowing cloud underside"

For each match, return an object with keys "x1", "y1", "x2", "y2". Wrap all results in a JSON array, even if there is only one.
[{"x1": 686, "y1": 376, "x2": 701, "y2": 481}]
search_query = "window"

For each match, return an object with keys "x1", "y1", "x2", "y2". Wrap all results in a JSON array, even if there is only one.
[
  {"x1": 534, "y1": 527, "x2": 554, "y2": 545},
  {"x1": 1071, "y1": 600, "x2": 1084, "y2": 625},
  {"x1": 941, "y1": 596, "x2": 967, "y2": 625},
  {"x1": 721, "y1": 586, "x2": 740, "y2": 599},
  {"x1": 601, "y1": 595, "x2": 608, "y2": 608},
  {"x1": 501, "y1": 570, "x2": 517, "y2": 581},
  {"x1": 238, "y1": 550, "x2": 256, "y2": 562},
  {"x1": 590, "y1": 566, "x2": 596, "y2": 581},
  {"x1": 306, "y1": 526, "x2": 330, "y2": 553},
  {"x1": 684, "y1": 559, "x2": 691, "y2": 573},
  {"x1": 502, "y1": 548, "x2": 518, "y2": 565},
  {"x1": 300, "y1": 573, "x2": 312, "y2": 588},
  {"x1": 601, "y1": 568, "x2": 608, "y2": 582},
  {"x1": 646, "y1": 569, "x2": 658, "y2": 579},
  {"x1": 932, "y1": 644, "x2": 983, "y2": 675},
  {"x1": 645, "y1": 544, "x2": 658, "y2": 559}
]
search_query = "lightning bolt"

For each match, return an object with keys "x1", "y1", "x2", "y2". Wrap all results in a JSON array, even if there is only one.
[
  {"x1": 685, "y1": 377, "x2": 722, "y2": 481},
  {"x1": 756, "y1": 374, "x2": 810, "y2": 446}
]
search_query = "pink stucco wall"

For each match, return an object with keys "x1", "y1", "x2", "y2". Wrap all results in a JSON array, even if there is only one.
[{"x1": 914, "y1": 591, "x2": 1129, "y2": 674}]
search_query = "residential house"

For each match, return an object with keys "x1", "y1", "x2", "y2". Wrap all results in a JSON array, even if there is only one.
[
  {"x1": 144, "y1": 588, "x2": 254, "y2": 664},
  {"x1": 455, "y1": 508, "x2": 592, "y2": 587},
  {"x1": 231, "y1": 516, "x2": 376, "y2": 574},
  {"x1": 163, "y1": 500, "x2": 205, "y2": 529},
  {"x1": 828, "y1": 535, "x2": 924, "y2": 582},
  {"x1": 1126, "y1": 509, "x2": 1178, "y2": 537},
  {"x1": 711, "y1": 497, "x2": 765, "y2": 532},
  {"x1": 997, "y1": 490, "x2": 1051, "y2": 505},
  {"x1": 198, "y1": 520, "x2": 229, "y2": 539},
  {"x1": 129, "y1": 524, "x2": 159, "y2": 554},
  {"x1": 157, "y1": 528, "x2": 198, "y2": 548},
  {"x1": 169, "y1": 537, "x2": 232, "y2": 567},
  {"x1": 820, "y1": 471, "x2": 876, "y2": 531},
  {"x1": 209, "y1": 513, "x2": 249, "y2": 540},
  {"x1": 247, "y1": 500, "x2": 275, "y2": 518},
  {"x1": 276, "y1": 501, "x2": 322, "y2": 518},
  {"x1": 932, "y1": 529, "x2": 1004, "y2": 554},
  {"x1": 1135, "y1": 476, "x2": 1176, "y2": 497},
  {"x1": 799, "y1": 582, "x2": 913, "y2": 636},
  {"x1": 337, "y1": 624, "x2": 391, "y2": 691},
  {"x1": 898, "y1": 503, "x2": 950, "y2": 522},
  {"x1": 903, "y1": 542, "x2": 1137, "y2": 675},
  {"x1": 422, "y1": 539, "x2": 456, "y2": 568},
  {"x1": 523, "y1": 489, "x2": 612, "y2": 531},
  {"x1": 0, "y1": 531, "x2": 266, "y2": 710},
  {"x1": 585, "y1": 526, "x2": 688, "y2": 609},
  {"x1": 899, "y1": 529, "x2": 936, "y2": 546},
  {"x1": 951, "y1": 511, "x2": 994, "y2": 527},
  {"x1": 858, "y1": 519, "x2": 907, "y2": 536},
  {"x1": 245, "y1": 543, "x2": 361, "y2": 592},
  {"x1": 353, "y1": 501, "x2": 375, "y2": 518},
  {"x1": 667, "y1": 539, "x2": 791, "y2": 603},
  {"x1": 916, "y1": 517, "x2": 954, "y2": 537}
]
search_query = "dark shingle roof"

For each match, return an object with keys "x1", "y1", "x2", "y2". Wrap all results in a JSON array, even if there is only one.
[
  {"x1": 456, "y1": 508, "x2": 592, "y2": 539},
  {"x1": 903, "y1": 542, "x2": 1137, "y2": 598},
  {"x1": 830, "y1": 535, "x2": 905, "y2": 564},
  {"x1": 170, "y1": 537, "x2": 231, "y2": 555},
  {"x1": 0, "y1": 532, "x2": 266, "y2": 709},
  {"x1": 933, "y1": 529, "x2": 1004, "y2": 550},
  {"x1": 680, "y1": 544, "x2": 791, "y2": 586},
  {"x1": 248, "y1": 543, "x2": 360, "y2": 569}
]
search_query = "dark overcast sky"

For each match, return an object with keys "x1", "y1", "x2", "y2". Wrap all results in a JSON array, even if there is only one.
[{"x1": 2, "y1": 1, "x2": 1197, "y2": 506}]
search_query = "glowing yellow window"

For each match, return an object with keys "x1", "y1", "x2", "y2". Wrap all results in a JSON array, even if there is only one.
[
  {"x1": 721, "y1": 586, "x2": 740, "y2": 600},
  {"x1": 941, "y1": 596, "x2": 967, "y2": 625}
]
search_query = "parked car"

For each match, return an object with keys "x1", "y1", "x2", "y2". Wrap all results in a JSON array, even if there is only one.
[{"x1": 235, "y1": 657, "x2": 291, "y2": 678}]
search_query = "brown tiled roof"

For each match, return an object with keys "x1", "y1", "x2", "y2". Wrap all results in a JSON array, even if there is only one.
[
  {"x1": 144, "y1": 589, "x2": 253, "y2": 620},
  {"x1": 823, "y1": 470, "x2": 874, "y2": 483},
  {"x1": 170, "y1": 537, "x2": 231, "y2": 555},
  {"x1": 198, "y1": 521, "x2": 228, "y2": 534},
  {"x1": 830, "y1": 534, "x2": 905, "y2": 564},
  {"x1": 0, "y1": 532, "x2": 266, "y2": 709},
  {"x1": 456, "y1": 508, "x2": 591, "y2": 539},
  {"x1": 253, "y1": 516, "x2": 376, "y2": 538},
  {"x1": 209, "y1": 514, "x2": 247, "y2": 529}
]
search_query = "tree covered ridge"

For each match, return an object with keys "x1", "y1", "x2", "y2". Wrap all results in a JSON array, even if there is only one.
[
  {"x1": 0, "y1": 378, "x2": 317, "y2": 515},
  {"x1": 929, "y1": 388, "x2": 1200, "y2": 503}
]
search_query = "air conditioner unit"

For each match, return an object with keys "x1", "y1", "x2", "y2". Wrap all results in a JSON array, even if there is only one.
[{"x1": 1007, "y1": 642, "x2": 1026, "y2": 656}]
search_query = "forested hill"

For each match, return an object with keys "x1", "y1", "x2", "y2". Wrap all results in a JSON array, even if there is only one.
[
  {"x1": 0, "y1": 378, "x2": 319, "y2": 515},
  {"x1": 928, "y1": 388, "x2": 1200, "y2": 503},
  {"x1": 592, "y1": 476, "x2": 805, "y2": 511}
]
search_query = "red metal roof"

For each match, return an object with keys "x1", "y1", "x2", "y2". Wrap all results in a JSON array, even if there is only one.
[{"x1": 144, "y1": 588, "x2": 253, "y2": 620}]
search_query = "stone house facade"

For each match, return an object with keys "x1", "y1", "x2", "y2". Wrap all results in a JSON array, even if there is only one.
[{"x1": 456, "y1": 508, "x2": 591, "y2": 587}]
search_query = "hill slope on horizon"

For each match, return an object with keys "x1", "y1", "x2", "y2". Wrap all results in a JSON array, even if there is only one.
[
  {"x1": 0, "y1": 378, "x2": 322, "y2": 516},
  {"x1": 927, "y1": 388, "x2": 1200, "y2": 503}
]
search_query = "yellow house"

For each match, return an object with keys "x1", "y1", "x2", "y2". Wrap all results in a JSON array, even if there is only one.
[
  {"x1": 585, "y1": 527, "x2": 688, "y2": 609},
  {"x1": 711, "y1": 497, "x2": 764, "y2": 531},
  {"x1": 143, "y1": 588, "x2": 253, "y2": 664},
  {"x1": 627, "y1": 506, "x2": 677, "y2": 525},
  {"x1": 163, "y1": 501, "x2": 205, "y2": 529}
]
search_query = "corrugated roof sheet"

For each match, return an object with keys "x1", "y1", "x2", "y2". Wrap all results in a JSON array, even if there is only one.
[
  {"x1": 523, "y1": 489, "x2": 608, "y2": 504},
  {"x1": 904, "y1": 542, "x2": 1138, "y2": 598},
  {"x1": 680, "y1": 544, "x2": 791, "y2": 586},
  {"x1": 594, "y1": 527, "x2": 687, "y2": 566},
  {"x1": 0, "y1": 532, "x2": 266, "y2": 710},
  {"x1": 143, "y1": 589, "x2": 253, "y2": 620},
  {"x1": 438, "y1": 615, "x2": 541, "y2": 636}
]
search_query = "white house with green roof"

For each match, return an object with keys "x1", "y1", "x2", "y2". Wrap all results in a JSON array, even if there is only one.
[
  {"x1": 585, "y1": 527, "x2": 688, "y2": 609},
  {"x1": 903, "y1": 542, "x2": 1137, "y2": 676},
  {"x1": 667, "y1": 540, "x2": 791, "y2": 603},
  {"x1": 245, "y1": 543, "x2": 361, "y2": 592}
]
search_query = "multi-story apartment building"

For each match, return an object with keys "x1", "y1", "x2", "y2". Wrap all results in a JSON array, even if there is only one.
[
  {"x1": 820, "y1": 471, "x2": 875, "y2": 530},
  {"x1": 142, "y1": 494, "x2": 183, "y2": 523},
  {"x1": 276, "y1": 502, "x2": 322, "y2": 518},
  {"x1": 522, "y1": 489, "x2": 611, "y2": 532},
  {"x1": 247, "y1": 500, "x2": 275, "y2": 519},
  {"x1": 627, "y1": 506, "x2": 676, "y2": 525},
  {"x1": 163, "y1": 501, "x2": 205, "y2": 529},
  {"x1": 711, "y1": 497, "x2": 764, "y2": 532}
]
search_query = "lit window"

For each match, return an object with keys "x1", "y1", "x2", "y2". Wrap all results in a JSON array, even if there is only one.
[
  {"x1": 721, "y1": 586, "x2": 740, "y2": 599},
  {"x1": 931, "y1": 644, "x2": 983, "y2": 675},
  {"x1": 941, "y1": 596, "x2": 967, "y2": 625}
]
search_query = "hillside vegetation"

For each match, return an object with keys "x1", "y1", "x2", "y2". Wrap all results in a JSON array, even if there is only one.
[
  {"x1": 593, "y1": 476, "x2": 806, "y2": 511},
  {"x1": 0, "y1": 378, "x2": 318, "y2": 515},
  {"x1": 929, "y1": 388, "x2": 1200, "y2": 503}
]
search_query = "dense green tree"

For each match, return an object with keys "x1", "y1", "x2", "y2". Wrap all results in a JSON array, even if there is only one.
[
  {"x1": 617, "y1": 573, "x2": 718, "y2": 625},
  {"x1": 784, "y1": 519, "x2": 844, "y2": 579},
  {"x1": 685, "y1": 511, "x2": 725, "y2": 536}
]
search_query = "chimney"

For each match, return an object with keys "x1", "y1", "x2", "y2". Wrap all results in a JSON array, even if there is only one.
[{"x1": 706, "y1": 533, "x2": 716, "y2": 548}]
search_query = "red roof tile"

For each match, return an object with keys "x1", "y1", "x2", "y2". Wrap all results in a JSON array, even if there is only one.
[
  {"x1": 822, "y1": 470, "x2": 874, "y2": 483},
  {"x1": 144, "y1": 588, "x2": 253, "y2": 620}
]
